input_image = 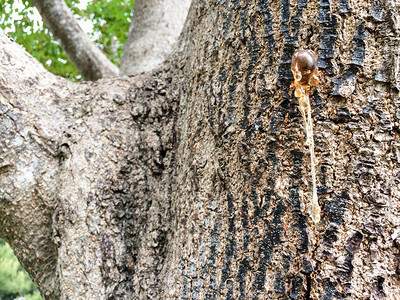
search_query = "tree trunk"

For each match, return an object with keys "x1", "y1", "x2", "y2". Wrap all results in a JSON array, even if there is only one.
[{"x1": 1, "y1": 0, "x2": 400, "y2": 299}]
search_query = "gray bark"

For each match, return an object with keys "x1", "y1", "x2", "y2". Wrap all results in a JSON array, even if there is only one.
[
  {"x1": 31, "y1": 0, "x2": 118, "y2": 80},
  {"x1": 1, "y1": 0, "x2": 400, "y2": 299},
  {"x1": 120, "y1": 0, "x2": 191, "y2": 75}
]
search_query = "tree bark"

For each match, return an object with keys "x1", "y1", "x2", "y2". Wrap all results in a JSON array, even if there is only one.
[
  {"x1": 120, "y1": 0, "x2": 191, "y2": 75},
  {"x1": 1, "y1": 0, "x2": 400, "y2": 299},
  {"x1": 31, "y1": 0, "x2": 118, "y2": 80}
]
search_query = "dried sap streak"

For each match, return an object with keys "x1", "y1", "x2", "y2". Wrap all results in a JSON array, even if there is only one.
[{"x1": 291, "y1": 49, "x2": 321, "y2": 223}]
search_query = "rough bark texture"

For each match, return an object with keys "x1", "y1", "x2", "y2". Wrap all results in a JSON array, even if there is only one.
[
  {"x1": 1, "y1": 0, "x2": 400, "y2": 299},
  {"x1": 120, "y1": 0, "x2": 191, "y2": 75},
  {"x1": 0, "y1": 31, "x2": 184, "y2": 298},
  {"x1": 31, "y1": 0, "x2": 118, "y2": 80}
]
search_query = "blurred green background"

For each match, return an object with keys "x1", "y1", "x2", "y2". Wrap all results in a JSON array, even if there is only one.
[
  {"x1": 0, "y1": 0, "x2": 134, "y2": 81},
  {"x1": 0, "y1": 0, "x2": 133, "y2": 298},
  {"x1": 0, "y1": 239, "x2": 42, "y2": 300}
]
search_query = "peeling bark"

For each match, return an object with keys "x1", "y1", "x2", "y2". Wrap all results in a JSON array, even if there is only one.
[
  {"x1": 120, "y1": 0, "x2": 191, "y2": 75},
  {"x1": 1, "y1": 0, "x2": 400, "y2": 299},
  {"x1": 31, "y1": 0, "x2": 118, "y2": 80}
]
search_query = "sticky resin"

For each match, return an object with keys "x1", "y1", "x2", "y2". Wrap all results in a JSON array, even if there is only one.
[{"x1": 291, "y1": 49, "x2": 321, "y2": 223}]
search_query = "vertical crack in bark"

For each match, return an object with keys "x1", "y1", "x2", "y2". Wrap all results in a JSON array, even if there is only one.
[
  {"x1": 317, "y1": 0, "x2": 338, "y2": 75},
  {"x1": 305, "y1": 273, "x2": 312, "y2": 299}
]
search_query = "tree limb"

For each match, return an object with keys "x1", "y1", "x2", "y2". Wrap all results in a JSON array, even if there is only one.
[
  {"x1": 0, "y1": 31, "x2": 73, "y2": 298},
  {"x1": 31, "y1": 0, "x2": 118, "y2": 81},
  {"x1": 0, "y1": 28, "x2": 180, "y2": 298},
  {"x1": 120, "y1": 0, "x2": 192, "y2": 75}
]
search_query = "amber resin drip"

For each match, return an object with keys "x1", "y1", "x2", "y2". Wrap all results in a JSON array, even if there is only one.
[{"x1": 291, "y1": 49, "x2": 321, "y2": 223}]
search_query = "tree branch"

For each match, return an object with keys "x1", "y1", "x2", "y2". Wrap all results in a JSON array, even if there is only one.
[
  {"x1": 31, "y1": 0, "x2": 118, "y2": 81},
  {"x1": 0, "y1": 28, "x2": 180, "y2": 298},
  {"x1": 120, "y1": 0, "x2": 191, "y2": 75},
  {"x1": 0, "y1": 31, "x2": 74, "y2": 298}
]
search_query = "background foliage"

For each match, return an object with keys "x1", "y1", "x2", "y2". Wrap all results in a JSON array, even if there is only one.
[
  {"x1": 0, "y1": 239, "x2": 42, "y2": 300},
  {"x1": 0, "y1": 1, "x2": 133, "y2": 298},
  {"x1": 0, "y1": 0, "x2": 134, "y2": 80}
]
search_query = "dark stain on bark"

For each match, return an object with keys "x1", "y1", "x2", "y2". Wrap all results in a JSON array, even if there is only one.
[
  {"x1": 323, "y1": 224, "x2": 339, "y2": 245},
  {"x1": 294, "y1": 213, "x2": 309, "y2": 253},
  {"x1": 318, "y1": 0, "x2": 338, "y2": 75},
  {"x1": 258, "y1": 0, "x2": 276, "y2": 66},
  {"x1": 312, "y1": 92, "x2": 325, "y2": 114},
  {"x1": 292, "y1": 0, "x2": 308, "y2": 31},
  {"x1": 281, "y1": 0, "x2": 290, "y2": 23},
  {"x1": 252, "y1": 189, "x2": 262, "y2": 225},
  {"x1": 373, "y1": 276, "x2": 386, "y2": 299},
  {"x1": 351, "y1": 23, "x2": 366, "y2": 67},
  {"x1": 290, "y1": 187, "x2": 300, "y2": 212},
  {"x1": 332, "y1": 22, "x2": 365, "y2": 96},
  {"x1": 277, "y1": 2, "x2": 295, "y2": 90},
  {"x1": 325, "y1": 191, "x2": 347, "y2": 224},
  {"x1": 290, "y1": 145, "x2": 304, "y2": 221},
  {"x1": 284, "y1": 253, "x2": 293, "y2": 272},
  {"x1": 290, "y1": 274, "x2": 304, "y2": 299},
  {"x1": 332, "y1": 107, "x2": 353, "y2": 123},
  {"x1": 322, "y1": 279, "x2": 338, "y2": 300},
  {"x1": 271, "y1": 199, "x2": 286, "y2": 246},
  {"x1": 239, "y1": 0, "x2": 249, "y2": 39},
  {"x1": 339, "y1": 0, "x2": 352, "y2": 13},
  {"x1": 305, "y1": 273, "x2": 312, "y2": 299},
  {"x1": 182, "y1": 277, "x2": 189, "y2": 300},
  {"x1": 225, "y1": 280, "x2": 234, "y2": 300},
  {"x1": 260, "y1": 191, "x2": 272, "y2": 218},
  {"x1": 100, "y1": 234, "x2": 114, "y2": 287},
  {"x1": 289, "y1": 181, "x2": 309, "y2": 253},
  {"x1": 277, "y1": 0, "x2": 306, "y2": 91},
  {"x1": 241, "y1": 197, "x2": 250, "y2": 251},
  {"x1": 267, "y1": 140, "x2": 279, "y2": 173},
  {"x1": 237, "y1": 257, "x2": 250, "y2": 299},
  {"x1": 274, "y1": 271, "x2": 286, "y2": 294},
  {"x1": 269, "y1": 114, "x2": 285, "y2": 136},
  {"x1": 192, "y1": 278, "x2": 203, "y2": 300},
  {"x1": 323, "y1": 191, "x2": 347, "y2": 245},
  {"x1": 302, "y1": 257, "x2": 313, "y2": 273},
  {"x1": 337, "y1": 231, "x2": 363, "y2": 297},
  {"x1": 219, "y1": 194, "x2": 237, "y2": 292},
  {"x1": 255, "y1": 79, "x2": 272, "y2": 133},
  {"x1": 342, "y1": 232, "x2": 363, "y2": 273},
  {"x1": 291, "y1": 148, "x2": 304, "y2": 165},
  {"x1": 237, "y1": 141, "x2": 252, "y2": 176},
  {"x1": 251, "y1": 199, "x2": 286, "y2": 296},
  {"x1": 222, "y1": 0, "x2": 233, "y2": 38},
  {"x1": 203, "y1": 219, "x2": 221, "y2": 297},
  {"x1": 318, "y1": 164, "x2": 328, "y2": 195},
  {"x1": 371, "y1": 1, "x2": 385, "y2": 22},
  {"x1": 252, "y1": 247, "x2": 268, "y2": 293}
]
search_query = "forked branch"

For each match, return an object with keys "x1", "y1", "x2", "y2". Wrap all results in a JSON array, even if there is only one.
[{"x1": 31, "y1": 0, "x2": 118, "y2": 81}]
